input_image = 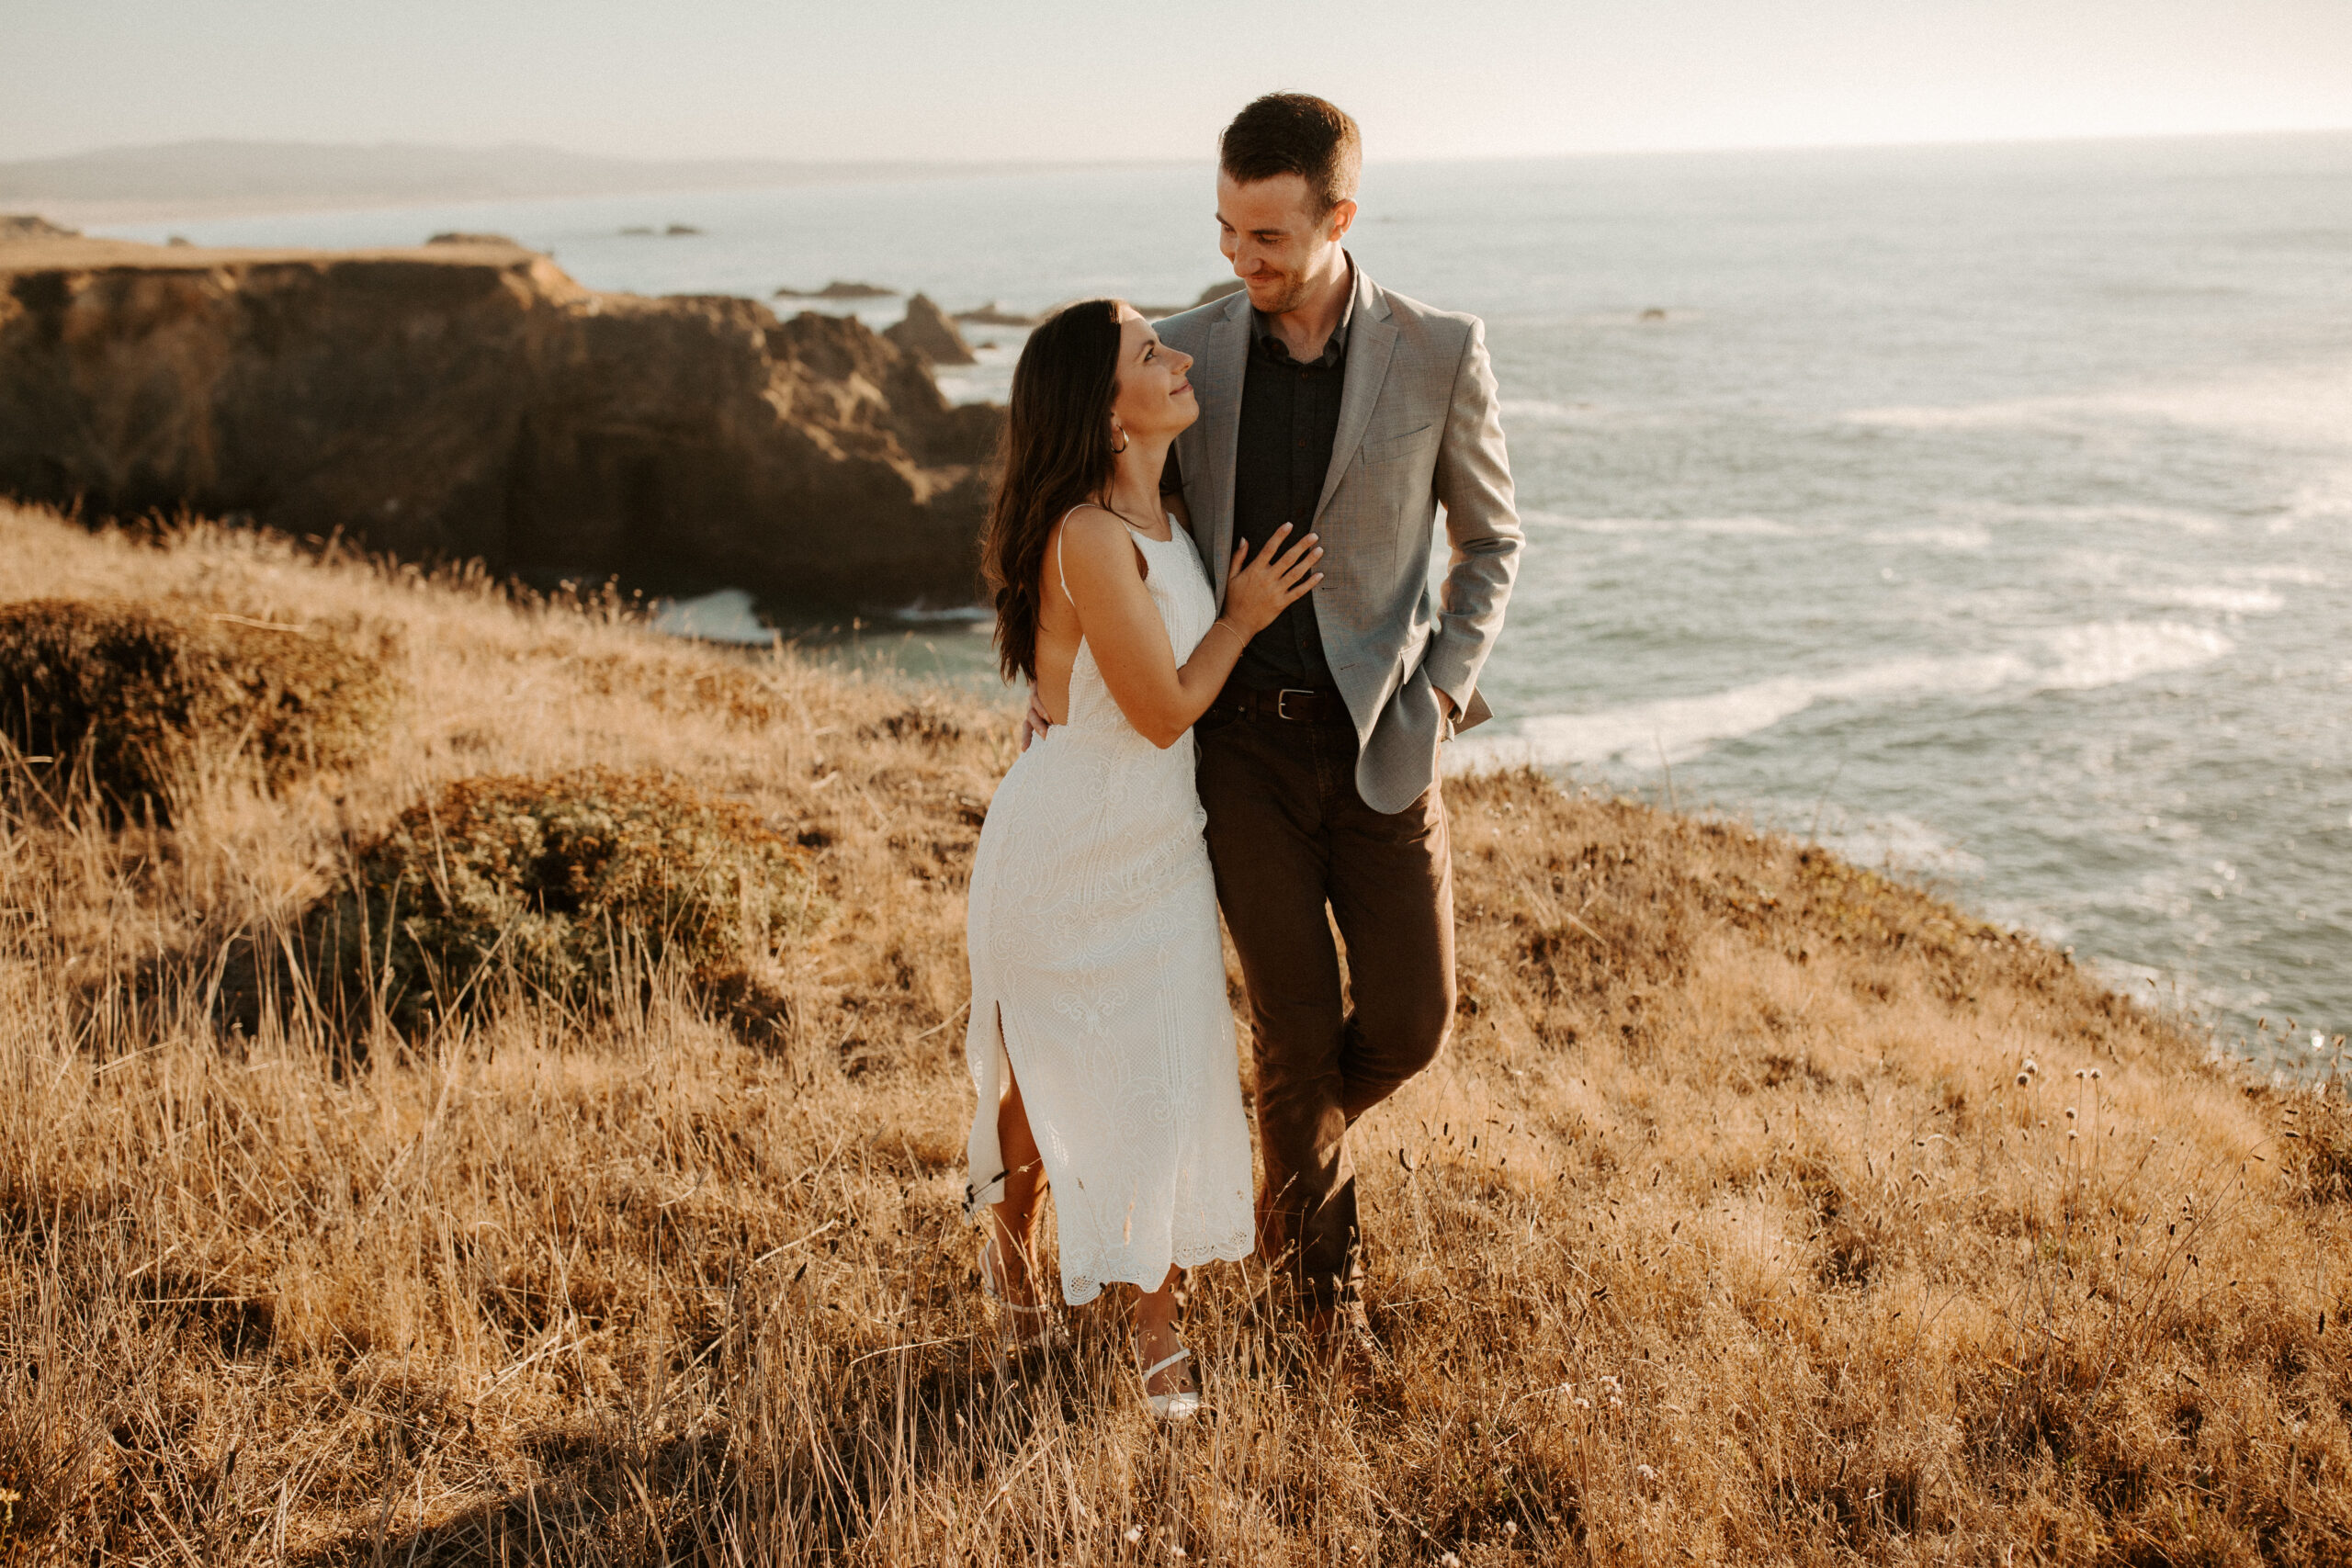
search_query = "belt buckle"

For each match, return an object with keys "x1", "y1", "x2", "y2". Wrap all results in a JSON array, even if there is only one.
[{"x1": 1275, "y1": 688, "x2": 1314, "y2": 721}]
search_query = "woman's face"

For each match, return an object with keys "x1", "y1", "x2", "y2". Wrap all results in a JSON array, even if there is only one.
[{"x1": 1110, "y1": 304, "x2": 1196, "y2": 444}]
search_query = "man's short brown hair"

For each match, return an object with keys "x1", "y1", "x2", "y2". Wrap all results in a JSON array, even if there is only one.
[{"x1": 1218, "y1": 94, "x2": 1362, "y2": 216}]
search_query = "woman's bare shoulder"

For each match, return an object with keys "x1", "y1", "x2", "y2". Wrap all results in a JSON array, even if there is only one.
[{"x1": 1054, "y1": 506, "x2": 1146, "y2": 575}]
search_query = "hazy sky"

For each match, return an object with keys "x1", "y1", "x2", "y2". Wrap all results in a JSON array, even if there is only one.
[{"x1": 9, "y1": 0, "x2": 2351, "y2": 164}]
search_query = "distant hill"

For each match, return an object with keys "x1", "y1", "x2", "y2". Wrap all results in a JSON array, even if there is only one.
[{"x1": 0, "y1": 141, "x2": 1063, "y2": 220}]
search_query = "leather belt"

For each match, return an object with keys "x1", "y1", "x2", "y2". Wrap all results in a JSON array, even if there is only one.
[{"x1": 1214, "y1": 687, "x2": 1348, "y2": 724}]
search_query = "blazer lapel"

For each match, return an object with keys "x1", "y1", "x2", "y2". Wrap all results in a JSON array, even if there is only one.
[
  {"x1": 1312, "y1": 267, "x2": 1395, "y2": 526},
  {"x1": 1202, "y1": 293, "x2": 1250, "y2": 602}
]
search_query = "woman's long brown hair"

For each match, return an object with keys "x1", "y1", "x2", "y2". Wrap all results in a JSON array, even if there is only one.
[{"x1": 980, "y1": 299, "x2": 1124, "y2": 684}]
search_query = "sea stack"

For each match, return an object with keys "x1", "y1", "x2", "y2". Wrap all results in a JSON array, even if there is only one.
[{"x1": 883, "y1": 293, "x2": 977, "y2": 366}]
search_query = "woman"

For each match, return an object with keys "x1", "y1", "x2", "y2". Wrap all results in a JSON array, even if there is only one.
[{"x1": 963, "y1": 299, "x2": 1322, "y2": 1420}]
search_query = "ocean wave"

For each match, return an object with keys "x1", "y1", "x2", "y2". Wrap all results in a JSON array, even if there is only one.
[
  {"x1": 1815, "y1": 813, "x2": 1989, "y2": 878},
  {"x1": 1448, "y1": 621, "x2": 2233, "y2": 774},
  {"x1": 1521, "y1": 510, "x2": 1813, "y2": 537},
  {"x1": 2281, "y1": 466, "x2": 2352, "y2": 525},
  {"x1": 2039, "y1": 622, "x2": 2233, "y2": 690},
  {"x1": 650, "y1": 588, "x2": 775, "y2": 645},
  {"x1": 1846, "y1": 399, "x2": 2053, "y2": 432},
  {"x1": 1944, "y1": 500, "x2": 2225, "y2": 534},
  {"x1": 1499, "y1": 399, "x2": 1595, "y2": 423},
  {"x1": 2124, "y1": 584, "x2": 2284, "y2": 615},
  {"x1": 1843, "y1": 361, "x2": 2352, "y2": 450},
  {"x1": 1867, "y1": 525, "x2": 1991, "y2": 550},
  {"x1": 1450, "y1": 651, "x2": 2025, "y2": 772},
  {"x1": 1498, "y1": 400, "x2": 1686, "y2": 431}
]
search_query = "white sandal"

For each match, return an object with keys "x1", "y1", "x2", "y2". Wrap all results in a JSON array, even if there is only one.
[
  {"x1": 979, "y1": 1233, "x2": 1062, "y2": 1352},
  {"x1": 1134, "y1": 1339, "x2": 1202, "y2": 1423}
]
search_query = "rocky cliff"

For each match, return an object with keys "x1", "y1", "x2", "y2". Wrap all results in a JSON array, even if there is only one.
[{"x1": 0, "y1": 234, "x2": 1001, "y2": 609}]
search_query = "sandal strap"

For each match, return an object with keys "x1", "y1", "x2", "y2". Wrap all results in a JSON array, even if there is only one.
[
  {"x1": 1139, "y1": 1347, "x2": 1192, "y2": 1382},
  {"x1": 979, "y1": 1235, "x2": 1039, "y2": 1308}
]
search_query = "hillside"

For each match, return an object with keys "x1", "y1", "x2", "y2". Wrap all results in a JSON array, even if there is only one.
[{"x1": 0, "y1": 502, "x2": 2344, "y2": 1564}]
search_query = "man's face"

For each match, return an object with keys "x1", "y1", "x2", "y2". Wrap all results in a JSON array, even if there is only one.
[{"x1": 1216, "y1": 171, "x2": 1357, "y2": 317}]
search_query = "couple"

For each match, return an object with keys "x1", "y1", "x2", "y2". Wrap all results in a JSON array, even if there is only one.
[{"x1": 961, "y1": 93, "x2": 1522, "y2": 1421}]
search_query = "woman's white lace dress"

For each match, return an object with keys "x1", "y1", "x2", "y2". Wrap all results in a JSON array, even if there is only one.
[{"x1": 963, "y1": 516, "x2": 1254, "y2": 1305}]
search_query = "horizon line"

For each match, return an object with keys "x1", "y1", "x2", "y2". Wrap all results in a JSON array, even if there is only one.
[{"x1": 10, "y1": 120, "x2": 2352, "y2": 171}]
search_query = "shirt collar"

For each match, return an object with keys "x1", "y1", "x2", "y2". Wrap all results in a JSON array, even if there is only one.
[{"x1": 1250, "y1": 255, "x2": 1356, "y2": 367}]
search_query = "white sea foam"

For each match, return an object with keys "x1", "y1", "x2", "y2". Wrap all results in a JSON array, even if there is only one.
[
  {"x1": 1499, "y1": 399, "x2": 1596, "y2": 423},
  {"x1": 1846, "y1": 399, "x2": 2054, "y2": 432},
  {"x1": 1815, "y1": 813, "x2": 1989, "y2": 879},
  {"x1": 1868, "y1": 525, "x2": 1991, "y2": 551},
  {"x1": 650, "y1": 588, "x2": 774, "y2": 645},
  {"x1": 1846, "y1": 361, "x2": 2352, "y2": 451},
  {"x1": 2281, "y1": 466, "x2": 2352, "y2": 526},
  {"x1": 1498, "y1": 400, "x2": 1685, "y2": 431},
  {"x1": 1949, "y1": 500, "x2": 2227, "y2": 535},
  {"x1": 2038, "y1": 622, "x2": 2233, "y2": 690},
  {"x1": 1448, "y1": 621, "x2": 2233, "y2": 774},
  {"x1": 2234, "y1": 563, "x2": 2326, "y2": 585},
  {"x1": 2124, "y1": 584, "x2": 2285, "y2": 615},
  {"x1": 1450, "y1": 651, "x2": 2025, "y2": 772},
  {"x1": 1521, "y1": 510, "x2": 1813, "y2": 537}
]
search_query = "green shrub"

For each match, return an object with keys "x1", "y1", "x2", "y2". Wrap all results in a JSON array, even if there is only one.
[
  {"x1": 0, "y1": 598, "x2": 398, "y2": 816},
  {"x1": 320, "y1": 767, "x2": 818, "y2": 1032}
]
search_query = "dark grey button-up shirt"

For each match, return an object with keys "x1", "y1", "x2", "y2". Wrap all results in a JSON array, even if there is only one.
[{"x1": 1224, "y1": 284, "x2": 1356, "y2": 694}]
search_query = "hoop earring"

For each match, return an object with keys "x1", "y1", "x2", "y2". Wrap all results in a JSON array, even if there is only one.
[{"x1": 1110, "y1": 426, "x2": 1129, "y2": 455}]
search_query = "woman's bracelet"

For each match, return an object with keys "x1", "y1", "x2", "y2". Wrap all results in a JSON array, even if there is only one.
[{"x1": 1209, "y1": 617, "x2": 1246, "y2": 651}]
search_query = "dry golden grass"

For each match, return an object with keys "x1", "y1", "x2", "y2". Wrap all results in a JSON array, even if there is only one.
[{"x1": 0, "y1": 501, "x2": 2345, "y2": 1564}]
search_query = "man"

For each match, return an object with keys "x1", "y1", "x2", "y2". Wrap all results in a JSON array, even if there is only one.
[{"x1": 1153, "y1": 93, "x2": 1522, "y2": 1341}]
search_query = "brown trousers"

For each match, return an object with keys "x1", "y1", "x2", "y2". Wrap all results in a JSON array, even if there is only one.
[{"x1": 1196, "y1": 706, "x2": 1455, "y2": 1313}]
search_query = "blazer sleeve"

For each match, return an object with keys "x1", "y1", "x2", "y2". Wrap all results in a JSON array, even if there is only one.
[{"x1": 1424, "y1": 315, "x2": 1523, "y2": 717}]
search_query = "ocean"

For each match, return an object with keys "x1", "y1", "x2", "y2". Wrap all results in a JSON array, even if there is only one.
[{"x1": 102, "y1": 132, "x2": 2352, "y2": 1066}]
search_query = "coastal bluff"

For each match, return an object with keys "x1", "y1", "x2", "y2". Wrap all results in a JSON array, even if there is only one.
[
  {"x1": 0, "y1": 231, "x2": 1000, "y2": 609},
  {"x1": 2, "y1": 501, "x2": 2343, "y2": 1561}
]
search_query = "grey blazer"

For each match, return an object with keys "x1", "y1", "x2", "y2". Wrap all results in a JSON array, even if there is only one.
[{"x1": 1157, "y1": 260, "x2": 1523, "y2": 815}]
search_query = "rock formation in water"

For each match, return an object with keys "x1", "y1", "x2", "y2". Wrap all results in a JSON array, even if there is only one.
[
  {"x1": 0, "y1": 233, "x2": 1002, "y2": 609},
  {"x1": 0, "y1": 215, "x2": 79, "y2": 242},
  {"x1": 775, "y1": 280, "x2": 895, "y2": 299},
  {"x1": 882, "y1": 292, "x2": 975, "y2": 366},
  {"x1": 953, "y1": 301, "x2": 1035, "y2": 327}
]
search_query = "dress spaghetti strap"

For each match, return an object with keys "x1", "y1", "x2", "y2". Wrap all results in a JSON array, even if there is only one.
[{"x1": 1054, "y1": 503, "x2": 1086, "y2": 601}]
